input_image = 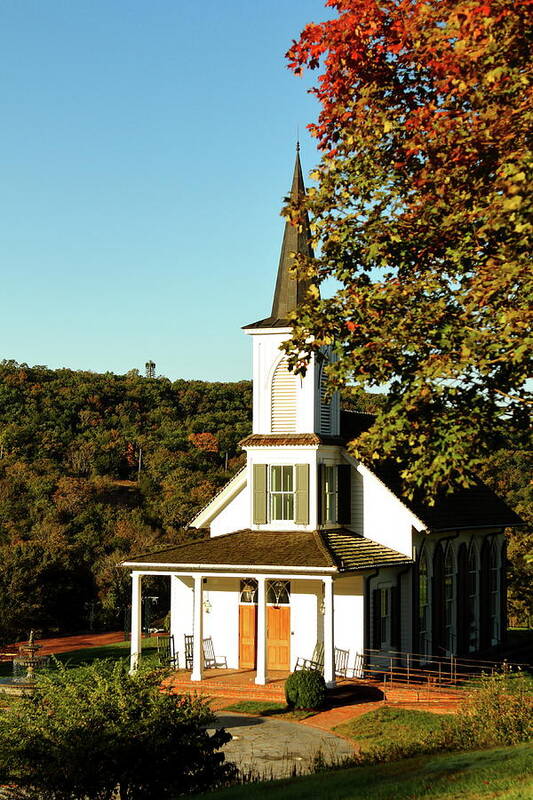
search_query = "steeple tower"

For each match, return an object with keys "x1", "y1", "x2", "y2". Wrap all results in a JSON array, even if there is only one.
[
  {"x1": 243, "y1": 146, "x2": 338, "y2": 438},
  {"x1": 270, "y1": 143, "x2": 313, "y2": 323},
  {"x1": 244, "y1": 144, "x2": 313, "y2": 330}
]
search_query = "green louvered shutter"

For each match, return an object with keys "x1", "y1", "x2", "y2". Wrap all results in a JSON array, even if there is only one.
[
  {"x1": 372, "y1": 589, "x2": 381, "y2": 649},
  {"x1": 253, "y1": 464, "x2": 268, "y2": 524},
  {"x1": 294, "y1": 464, "x2": 309, "y2": 525},
  {"x1": 391, "y1": 585, "x2": 401, "y2": 650},
  {"x1": 337, "y1": 464, "x2": 351, "y2": 525},
  {"x1": 317, "y1": 462, "x2": 324, "y2": 524}
]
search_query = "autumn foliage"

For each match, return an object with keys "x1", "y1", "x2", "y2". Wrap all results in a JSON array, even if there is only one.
[{"x1": 286, "y1": 0, "x2": 531, "y2": 497}]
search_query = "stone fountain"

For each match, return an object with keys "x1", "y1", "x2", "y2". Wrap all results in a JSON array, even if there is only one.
[{"x1": 0, "y1": 631, "x2": 50, "y2": 696}]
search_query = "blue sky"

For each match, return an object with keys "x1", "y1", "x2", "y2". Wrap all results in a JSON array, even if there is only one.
[{"x1": 0, "y1": 1, "x2": 329, "y2": 382}]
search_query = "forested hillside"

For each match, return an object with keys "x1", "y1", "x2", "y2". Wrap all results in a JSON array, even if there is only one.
[
  {"x1": 0, "y1": 360, "x2": 530, "y2": 642},
  {"x1": 0, "y1": 361, "x2": 252, "y2": 640}
]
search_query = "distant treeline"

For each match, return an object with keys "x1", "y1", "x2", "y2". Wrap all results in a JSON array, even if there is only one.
[
  {"x1": 0, "y1": 361, "x2": 253, "y2": 640},
  {"x1": 0, "y1": 360, "x2": 530, "y2": 641}
]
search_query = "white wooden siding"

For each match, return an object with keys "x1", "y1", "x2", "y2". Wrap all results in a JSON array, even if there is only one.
[{"x1": 271, "y1": 357, "x2": 297, "y2": 433}]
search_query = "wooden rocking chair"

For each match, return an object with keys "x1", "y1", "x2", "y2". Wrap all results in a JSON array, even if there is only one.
[
  {"x1": 295, "y1": 643, "x2": 350, "y2": 678},
  {"x1": 156, "y1": 634, "x2": 177, "y2": 667},
  {"x1": 295, "y1": 642, "x2": 324, "y2": 671},
  {"x1": 184, "y1": 634, "x2": 194, "y2": 670},
  {"x1": 334, "y1": 647, "x2": 350, "y2": 678},
  {"x1": 202, "y1": 636, "x2": 227, "y2": 669}
]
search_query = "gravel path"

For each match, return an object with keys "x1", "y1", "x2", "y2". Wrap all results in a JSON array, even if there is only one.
[{"x1": 208, "y1": 712, "x2": 355, "y2": 780}]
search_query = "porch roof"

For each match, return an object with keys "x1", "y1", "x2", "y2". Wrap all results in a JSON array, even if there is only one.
[
  {"x1": 322, "y1": 530, "x2": 413, "y2": 571},
  {"x1": 122, "y1": 529, "x2": 412, "y2": 574}
]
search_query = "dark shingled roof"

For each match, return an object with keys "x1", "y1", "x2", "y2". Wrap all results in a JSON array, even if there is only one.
[
  {"x1": 124, "y1": 530, "x2": 335, "y2": 569},
  {"x1": 123, "y1": 529, "x2": 412, "y2": 573},
  {"x1": 243, "y1": 145, "x2": 314, "y2": 330},
  {"x1": 240, "y1": 433, "x2": 344, "y2": 448},
  {"x1": 339, "y1": 410, "x2": 523, "y2": 532},
  {"x1": 372, "y1": 462, "x2": 524, "y2": 532},
  {"x1": 323, "y1": 530, "x2": 413, "y2": 571},
  {"x1": 340, "y1": 409, "x2": 375, "y2": 441}
]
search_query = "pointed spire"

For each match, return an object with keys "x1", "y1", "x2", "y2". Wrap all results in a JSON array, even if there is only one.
[
  {"x1": 270, "y1": 143, "x2": 313, "y2": 320},
  {"x1": 243, "y1": 145, "x2": 314, "y2": 330}
]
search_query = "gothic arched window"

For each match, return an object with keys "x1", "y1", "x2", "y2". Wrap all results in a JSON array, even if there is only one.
[
  {"x1": 418, "y1": 551, "x2": 429, "y2": 657},
  {"x1": 240, "y1": 579, "x2": 258, "y2": 605},
  {"x1": 489, "y1": 541, "x2": 499, "y2": 644},
  {"x1": 468, "y1": 545, "x2": 479, "y2": 652},
  {"x1": 266, "y1": 580, "x2": 291, "y2": 606},
  {"x1": 271, "y1": 357, "x2": 297, "y2": 433},
  {"x1": 444, "y1": 545, "x2": 456, "y2": 654}
]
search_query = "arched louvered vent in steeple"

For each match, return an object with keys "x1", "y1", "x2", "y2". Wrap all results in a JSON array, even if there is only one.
[{"x1": 271, "y1": 357, "x2": 297, "y2": 433}]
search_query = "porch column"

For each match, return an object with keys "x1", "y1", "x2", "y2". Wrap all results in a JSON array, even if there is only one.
[
  {"x1": 255, "y1": 576, "x2": 267, "y2": 685},
  {"x1": 323, "y1": 576, "x2": 336, "y2": 688},
  {"x1": 191, "y1": 574, "x2": 204, "y2": 681},
  {"x1": 129, "y1": 571, "x2": 142, "y2": 672},
  {"x1": 169, "y1": 574, "x2": 180, "y2": 667}
]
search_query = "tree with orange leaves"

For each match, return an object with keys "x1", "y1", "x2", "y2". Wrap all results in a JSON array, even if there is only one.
[{"x1": 285, "y1": 0, "x2": 531, "y2": 498}]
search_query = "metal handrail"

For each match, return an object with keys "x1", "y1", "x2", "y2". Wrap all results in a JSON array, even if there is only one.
[{"x1": 353, "y1": 647, "x2": 528, "y2": 689}]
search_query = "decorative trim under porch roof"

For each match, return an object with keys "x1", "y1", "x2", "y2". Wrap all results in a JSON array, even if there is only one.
[
  {"x1": 121, "y1": 529, "x2": 412, "y2": 574},
  {"x1": 239, "y1": 433, "x2": 344, "y2": 447}
]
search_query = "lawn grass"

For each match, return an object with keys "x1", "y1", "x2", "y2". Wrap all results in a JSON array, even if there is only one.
[
  {"x1": 221, "y1": 700, "x2": 314, "y2": 721},
  {"x1": 197, "y1": 742, "x2": 533, "y2": 800},
  {"x1": 334, "y1": 706, "x2": 445, "y2": 752},
  {"x1": 52, "y1": 638, "x2": 159, "y2": 669},
  {"x1": 0, "y1": 638, "x2": 160, "y2": 677},
  {"x1": 221, "y1": 701, "x2": 287, "y2": 715}
]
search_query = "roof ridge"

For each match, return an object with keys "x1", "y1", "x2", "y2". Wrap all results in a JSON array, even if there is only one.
[{"x1": 189, "y1": 465, "x2": 247, "y2": 527}]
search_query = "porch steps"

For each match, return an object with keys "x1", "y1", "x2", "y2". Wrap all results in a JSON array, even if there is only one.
[{"x1": 165, "y1": 677, "x2": 286, "y2": 702}]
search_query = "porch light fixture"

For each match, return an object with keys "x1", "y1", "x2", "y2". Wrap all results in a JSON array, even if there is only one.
[{"x1": 203, "y1": 598, "x2": 212, "y2": 614}]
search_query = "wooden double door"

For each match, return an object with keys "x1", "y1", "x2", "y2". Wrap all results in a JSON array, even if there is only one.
[{"x1": 238, "y1": 605, "x2": 290, "y2": 671}]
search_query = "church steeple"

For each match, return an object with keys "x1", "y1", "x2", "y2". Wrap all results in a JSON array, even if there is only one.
[{"x1": 244, "y1": 145, "x2": 314, "y2": 329}]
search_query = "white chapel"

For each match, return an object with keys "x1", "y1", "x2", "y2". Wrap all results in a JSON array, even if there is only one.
[{"x1": 123, "y1": 148, "x2": 521, "y2": 686}]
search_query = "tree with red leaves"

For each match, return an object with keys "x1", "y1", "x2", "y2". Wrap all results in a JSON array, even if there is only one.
[{"x1": 285, "y1": 0, "x2": 531, "y2": 498}]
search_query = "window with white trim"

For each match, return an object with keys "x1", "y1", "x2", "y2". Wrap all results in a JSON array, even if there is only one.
[
  {"x1": 269, "y1": 465, "x2": 294, "y2": 521},
  {"x1": 322, "y1": 465, "x2": 337, "y2": 523}
]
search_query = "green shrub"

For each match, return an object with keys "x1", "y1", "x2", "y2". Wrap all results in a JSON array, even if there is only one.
[
  {"x1": 0, "y1": 659, "x2": 236, "y2": 799},
  {"x1": 355, "y1": 672, "x2": 533, "y2": 766},
  {"x1": 285, "y1": 670, "x2": 326, "y2": 709},
  {"x1": 443, "y1": 671, "x2": 533, "y2": 750}
]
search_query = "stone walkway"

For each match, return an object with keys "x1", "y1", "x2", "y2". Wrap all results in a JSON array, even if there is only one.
[{"x1": 207, "y1": 712, "x2": 355, "y2": 779}]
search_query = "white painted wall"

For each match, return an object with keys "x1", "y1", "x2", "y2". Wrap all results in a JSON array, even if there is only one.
[
  {"x1": 210, "y1": 486, "x2": 250, "y2": 537},
  {"x1": 245, "y1": 446, "x2": 319, "y2": 531},
  {"x1": 170, "y1": 573, "x2": 367, "y2": 678},
  {"x1": 290, "y1": 579, "x2": 321, "y2": 670},
  {"x1": 170, "y1": 575, "x2": 194, "y2": 669},
  {"x1": 334, "y1": 574, "x2": 365, "y2": 672},
  {"x1": 202, "y1": 577, "x2": 241, "y2": 669},
  {"x1": 246, "y1": 329, "x2": 318, "y2": 435},
  {"x1": 347, "y1": 461, "x2": 420, "y2": 557},
  {"x1": 288, "y1": 576, "x2": 364, "y2": 674}
]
